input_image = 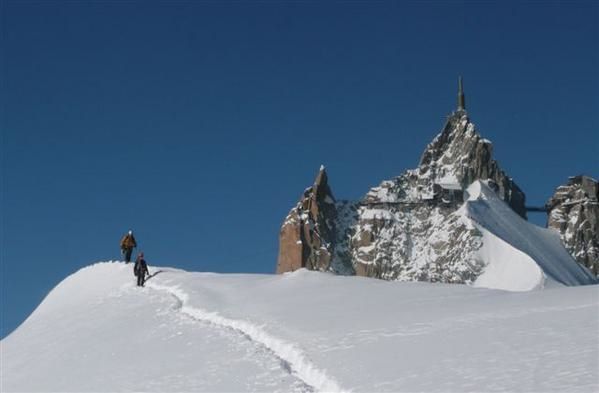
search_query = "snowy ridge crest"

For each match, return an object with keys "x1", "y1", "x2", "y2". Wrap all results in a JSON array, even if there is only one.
[{"x1": 3, "y1": 262, "x2": 598, "y2": 392}]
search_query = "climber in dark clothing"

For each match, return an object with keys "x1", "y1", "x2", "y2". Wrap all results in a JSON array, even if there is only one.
[{"x1": 134, "y1": 252, "x2": 149, "y2": 287}]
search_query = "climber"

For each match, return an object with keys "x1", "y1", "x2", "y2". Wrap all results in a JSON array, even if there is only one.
[
  {"x1": 134, "y1": 252, "x2": 150, "y2": 287},
  {"x1": 120, "y1": 230, "x2": 137, "y2": 263}
]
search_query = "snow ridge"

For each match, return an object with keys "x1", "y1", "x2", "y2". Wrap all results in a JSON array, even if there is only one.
[
  {"x1": 463, "y1": 181, "x2": 597, "y2": 287},
  {"x1": 147, "y1": 283, "x2": 346, "y2": 393}
]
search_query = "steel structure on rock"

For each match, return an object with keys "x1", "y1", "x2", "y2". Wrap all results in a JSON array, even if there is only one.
[{"x1": 457, "y1": 76, "x2": 466, "y2": 112}]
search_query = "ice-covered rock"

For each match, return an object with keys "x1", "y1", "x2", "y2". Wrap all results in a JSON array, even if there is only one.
[{"x1": 547, "y1": 175, "x2": 599, "y2": 276}]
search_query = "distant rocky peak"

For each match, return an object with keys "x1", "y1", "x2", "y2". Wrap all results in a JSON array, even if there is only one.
[
  {"x1": 361, "y1": 107, "x2": 526, "y2": 217},
  {"x1": 412, "y1": 110, "x2": 526, "y2": 218},
  {"x1": 418, "y1": 77, "x2": 492, "y2": 189},
  {"x1": 276, "y1": 78, "x2": 595, "y2": 287},
  {"x1": 418, "y1": 112, "x2": 490, "y2": 187},
  {"x1": 419, "y1": 112, "x2": 470, "y2": 173}
]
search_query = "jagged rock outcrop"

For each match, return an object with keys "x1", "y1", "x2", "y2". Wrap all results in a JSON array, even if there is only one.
[
  {"x1": 547, "y1": 175, "x2": 599, "y2": 276},
  {"x1": 277, "y1": 110, "x2": 527, "y2": 284},
  {"x1": 418, "y1": 112, "x2": 527, "y2": 218},
  {"x1": 276, "y1": 166, "x2": 337, "y2": 273},
  {"x1": 346, "y1": 203, "x2": 484, "y2": 282},
  {"x1": 341, "y1": 111, "x2": 517, "y2": 281},
  {"x1": 276, "y1": 76, "x2": 597, "y2": 288}
]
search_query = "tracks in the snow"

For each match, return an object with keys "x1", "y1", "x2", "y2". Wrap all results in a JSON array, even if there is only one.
[{"x1": 146, "y1": 282, "x2": 345, "y2": 393}]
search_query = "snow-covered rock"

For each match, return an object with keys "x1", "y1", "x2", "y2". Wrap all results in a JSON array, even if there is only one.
[
  {"x1": 277, "y1": 111, "x2": 596, "y2": 290},
  {"x1": 418, "y1": 112, "x2": 526, "y2": 218},
  {"x1": 346, "y1": 200, "x2": 484, "y2": 283},
  {"x1": 3, "y1": 262, "x2": 598, "y2": 392},
  {"x1": 547, "y1": 175, "x2": 599, "y2": 276}
]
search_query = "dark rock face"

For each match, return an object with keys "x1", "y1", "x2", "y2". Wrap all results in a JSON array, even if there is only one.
[
  {"x1": 276, "y1": 166, "x2": 338, "y2": 273},
  {"x1": 547, "y1": 176, "x2": 599, "y2": 276}
]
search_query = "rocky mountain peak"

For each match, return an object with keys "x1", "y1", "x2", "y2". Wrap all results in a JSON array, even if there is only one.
[
  {"x1": 275, "y1": 80, "x2": 592, "y2": 285},
  {"x1": 415, "y1": 111, "x2": 527, "y2": 218},
  {"x1": 418, "y1": 112, "x2": 473, "y2": 174},
  {"x1": 277, "y1": 103, "x2": 531, "y2": 280}
]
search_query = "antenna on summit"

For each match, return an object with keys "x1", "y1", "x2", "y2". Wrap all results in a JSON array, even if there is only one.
[{"x1": 457, "y1": 76, "x2": 466, "y2": 112}]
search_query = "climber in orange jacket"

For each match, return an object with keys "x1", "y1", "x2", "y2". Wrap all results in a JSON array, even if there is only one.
[{"x1": 120, "y1": 230, "x2": 137, "y2": 263}]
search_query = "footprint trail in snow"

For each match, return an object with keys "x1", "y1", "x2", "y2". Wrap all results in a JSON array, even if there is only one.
[{"x1": 147, "y1": 282, "x2": 346, "y2": 393}]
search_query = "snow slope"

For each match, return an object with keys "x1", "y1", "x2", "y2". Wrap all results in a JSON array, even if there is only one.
[
  {"x1": 3, "y1": 262, "x2": 598, "y2": 392},
  {"x1": 472, "y1": 226, "x2": 545, "y2": 291},
  {"x1": 463, "y1": 181, "x2": 597, "y2": 291}
]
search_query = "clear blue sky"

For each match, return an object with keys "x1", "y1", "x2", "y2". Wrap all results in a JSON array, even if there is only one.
[{"x1": 1, "y1": 1, "x2": 598, "y2": 338}]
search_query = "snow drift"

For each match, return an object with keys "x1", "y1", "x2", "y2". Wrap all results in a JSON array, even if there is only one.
[
  {"x1": 463, "y1": 181, "x2": 597, "y2": 291},
  {"x1": 2, "y1": 262, "x2": 598, "y2": 392}
]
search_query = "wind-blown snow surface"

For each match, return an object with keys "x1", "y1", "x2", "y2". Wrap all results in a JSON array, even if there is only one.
[
  {"x1": 3, "y1": 262, "x2": 598, "y2": 392},
  {"x1": 463, "y1": 181, "x2": 597, "y2": 291}
]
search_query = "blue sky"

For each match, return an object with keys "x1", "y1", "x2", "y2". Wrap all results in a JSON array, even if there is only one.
[{"x1": 1, "y1": 1, "x2": 597, "y2": 338}]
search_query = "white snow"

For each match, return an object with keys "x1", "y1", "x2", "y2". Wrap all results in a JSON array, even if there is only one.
[
  {"x1": 2, "y1": 261, "x2": 598, "y2": 392},
  {"x1": 359, "y1": 208, "x2": 394, "y2": 220},
  {"x1": 435, "y1": 173, "x2": 461, "y2": 190},
  {"x1": 365, "y1": 182, "x2": 399, "y2": 202},
  {"x1": 462, "y1": 181, "x2": 596, "y2": 290},
  {"x1": 473, "y1": 226, "x2": 545, "y2": 291}
]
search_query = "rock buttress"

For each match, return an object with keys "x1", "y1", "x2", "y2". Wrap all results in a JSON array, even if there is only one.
[{"x1": 547, "y1": 175, "x2": 599, "y2": 276}]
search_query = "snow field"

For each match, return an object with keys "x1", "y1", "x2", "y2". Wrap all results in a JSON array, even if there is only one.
[
  {"x1": 1, "y1": 263, "x2": 308, "y2": 392},
  {"x1": 146, "y1": 282, "x2": 345, "y2": 393},
  {"x1": 2, "y1": 262, "x2": 598, "y2": 392},
  {"x1": 146, "y1": 266, "x2": 599, "y2": 392}
]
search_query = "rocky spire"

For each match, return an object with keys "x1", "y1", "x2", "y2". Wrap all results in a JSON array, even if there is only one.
[
  {"x1": 457, "y1": 76, "x2": 466, "y2": 112},
  {"x1": 416, "y1": 78, "x2": 526, "y2": 218},
  {"x1": 276, "y1": 166, "x2": 338, "y2": 274}
]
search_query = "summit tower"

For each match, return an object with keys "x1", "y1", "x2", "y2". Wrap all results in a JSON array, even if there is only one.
[{"x1": 457, "y1": 76, "x2": 466, "y2": 112}]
